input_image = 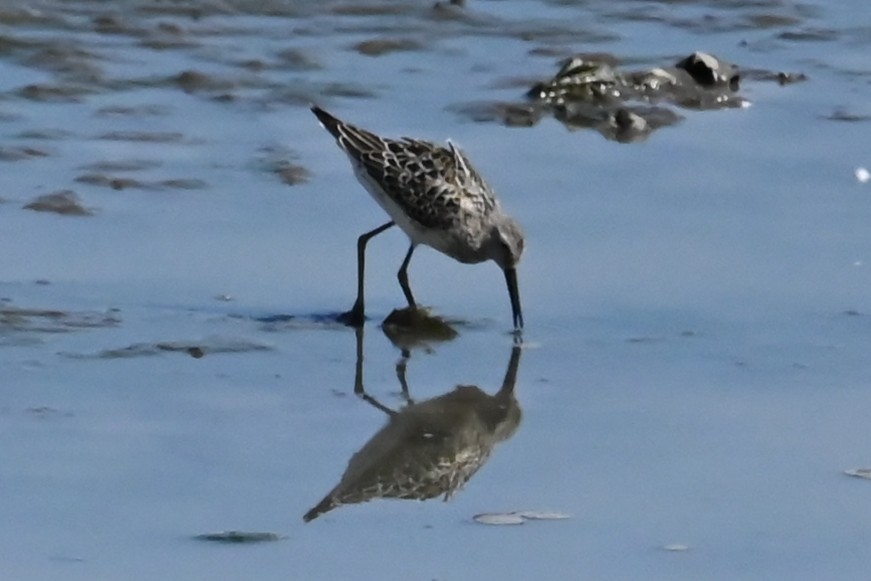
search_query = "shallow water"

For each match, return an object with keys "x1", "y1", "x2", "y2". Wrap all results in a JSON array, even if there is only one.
[{"x1": 2, "y1": 0, "x2": 871, "y2": 579}]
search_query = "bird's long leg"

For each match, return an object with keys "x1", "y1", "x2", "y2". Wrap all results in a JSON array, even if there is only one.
[
  {"x1": 397, "y1": 243, "x2": 417, "y2": 309},
  {"x1": 340, "y1": 221, "x2": 394, "y2": 327}
]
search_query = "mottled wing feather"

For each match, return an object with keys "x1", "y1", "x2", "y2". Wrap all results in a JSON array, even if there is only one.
[
  {"x1": 332, "y1": 121, "x2": 480, "y2": 230},
  {"x1": 446, "y1": 141, "x2": 499, "y2": 216}
]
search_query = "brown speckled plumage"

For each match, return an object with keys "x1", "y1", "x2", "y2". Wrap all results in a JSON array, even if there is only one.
[{"x1": 312, "y1": 106, "x2": 525, "y2": 329}]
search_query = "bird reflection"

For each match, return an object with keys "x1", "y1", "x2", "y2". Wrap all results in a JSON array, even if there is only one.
[{"x1": 303, "y1": 327, "x2": 522, "y2": 522}]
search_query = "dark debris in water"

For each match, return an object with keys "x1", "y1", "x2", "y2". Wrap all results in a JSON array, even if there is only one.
[
  {"x1": 62, "y1": 337, "x2": 272, "y2": 360},
  {"x1": 775, "y1": 71, "x2": 808, "y2": 85},
  {"x1": 25, "y1": 406, "x2": 74, "y2": 419},
  {"x1": 193, "y1": 531, "x2": 284, "y2": 544},
  {"x1": 252, "y1": 312, "x2": 357, "y2": 332},
  {"x1": 453, "y1": 51, "x2": 805, "y2": 143},
  {"x1": 253, "y1": 314, "x2": 296, "y2": 324},
  {"x1": 23, "y1": 190, "x2": 94, "y2": 216},
  {"x1": 742, "y1": 68, "x2": 808, "y2": 86},
  {"x1": 824, "y1": 109, "x2": 871, "y2": 123},
  {"x1": 778, "y1": 27, "x2": 839, "y2": 42},
  {"x1": 529, "y1": 51, "x2": 744, "y2": 128}
]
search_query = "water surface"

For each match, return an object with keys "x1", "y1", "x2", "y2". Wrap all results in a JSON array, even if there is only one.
[{"x1": 2, "y1": 0, "x2": 871, "y2": 579}]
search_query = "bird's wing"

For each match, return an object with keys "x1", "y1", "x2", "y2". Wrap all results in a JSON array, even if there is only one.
[{"x1": 332, "y1": 122, "x2": 465, "y2": 230}]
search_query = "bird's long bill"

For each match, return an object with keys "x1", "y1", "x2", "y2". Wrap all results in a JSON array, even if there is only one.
[{"x1": 504, "y1": 267, "x2": 523, "y2": 330}]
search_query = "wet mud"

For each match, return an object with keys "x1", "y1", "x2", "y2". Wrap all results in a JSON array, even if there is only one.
[
  {"x1": 1, "y1": 305, "x2": 120, "y2": 332},
  {"x1": 23, "y1": 190, "x2": 94, "y2": 215}
]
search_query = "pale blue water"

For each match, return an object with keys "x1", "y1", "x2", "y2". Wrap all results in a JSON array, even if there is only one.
[{"x1": 2, "y1": 1, "x2": 871, "y2": 579}]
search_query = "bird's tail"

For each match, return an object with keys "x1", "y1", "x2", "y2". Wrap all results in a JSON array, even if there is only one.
[
  {"x1": 310, "y1": 106, "x2": 385, "y2": 160},
  {"x1": 303, "y1": 494, "x2": 338, "y2": 523},
  {"x1": 311, "y1": 105, "x2": 344, "y2": 140}
]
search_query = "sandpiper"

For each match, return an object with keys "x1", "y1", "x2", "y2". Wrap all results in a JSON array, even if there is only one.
[{"x1": 311, "y1": 106, "x2": 525, "y2": 330}]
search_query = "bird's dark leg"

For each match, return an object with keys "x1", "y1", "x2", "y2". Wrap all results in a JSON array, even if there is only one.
[
  {"x1": 397, "y1": 243, "x2": 417, "y2": 309},
  {"x1": 339, "y1": 221, "x2": 394, "y2": 327}
]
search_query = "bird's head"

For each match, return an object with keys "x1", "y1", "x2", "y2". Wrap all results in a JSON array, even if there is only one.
[
  {"x1": 488, "y1": 215, "x2": 525, "y2": 271},
  {"x1": 487, "y1": 215, "x2": 525, "y2": 330}
]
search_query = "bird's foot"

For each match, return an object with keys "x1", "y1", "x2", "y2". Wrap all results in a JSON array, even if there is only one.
[{"x1": 336, "y1": 304, "x2": 365, "y2": 327}]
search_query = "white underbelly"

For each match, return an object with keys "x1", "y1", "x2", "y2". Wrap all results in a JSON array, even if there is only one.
[{"x1": 353, "y1": 163, "x2": 459, "y2": 255}]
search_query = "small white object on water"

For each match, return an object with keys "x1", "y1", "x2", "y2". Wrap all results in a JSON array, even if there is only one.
[
  {"x1": 473, "y1": 510, "x2": 570, "y2": 525},
  {"x1": 662, "y1": 543, "x2": 690, "y2": 552},
  {"x1": 844, "y1": 468, "x2": 871, "y2": 480},
  {"x1": 473, "y1": 513, "x2": 526, "y2": 526},
  {"x1": 512, "y1": 510, "x2": 571, "y2": 520},
  {"x1": 856, "y1": 167, "x2": 870, "y2": 183}
]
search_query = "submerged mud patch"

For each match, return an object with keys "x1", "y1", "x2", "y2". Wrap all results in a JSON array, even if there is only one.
[
  {"x1": 15, "y1": 129, "x2": 74, "y2": 140},
  {"x1": 79, "y1": 159, "x2": 162, "y2": 172},
  {"x1": 193, "y1": 531, "x2": 284, "y2": 543},
  {"x1": 74, "y1": 173, "x2": 207, "y2": 191},
  {"x1": 97, "y1": 130, "x2": 189, "y2": 143},
  {"x1": 274, "y1": 47, "x2": 323, "y2": 71},
  {"x1": 255, "y1": 145, "x2": 312, "y2": 186},
  {"x1": 17, "y1": 83, "x2": 96, "y2": 103},
  {"x1": 62, "y1": 336, "x2": 273, "y2": 359},
  {"x1": 0, "y1": 306, "x2": 120, "y2": 333},
  {"x1": 23, "y1": 190, "x2": 95, "y2": 216},
  {"x1": 352, "y1": 37, "x2": 425, "y2": 57},
  {"x1": 0, "y1": 145, "x2": 50, "y2": 161},
  {"x1": 94, "y1": 104, "x2": 172, "y2": 118}
]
